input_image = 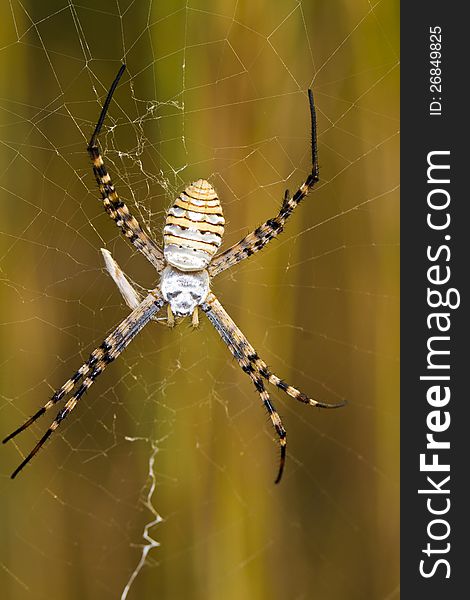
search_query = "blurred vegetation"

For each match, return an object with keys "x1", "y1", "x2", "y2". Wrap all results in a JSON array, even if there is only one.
[{"x1": 0, "y1": 1, "x2": 399, "y2": 599}]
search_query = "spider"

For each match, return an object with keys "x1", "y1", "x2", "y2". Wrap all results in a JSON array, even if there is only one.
[{"x1": 3, "y1": 64, "x2": 345, "y2": 483}]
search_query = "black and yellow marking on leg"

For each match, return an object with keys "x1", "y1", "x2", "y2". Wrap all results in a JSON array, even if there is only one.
[
  {"x1": 3, "y1": 293, "x2": 163, "y2": 478},
  {"x1": 87, "y1": 66, "x2": 164, "y2": 272},
  {"x1": 88, "y1": 148, "x2": 164, "y2": 270},
  {"x1": 201, "y1": 292, "x2": 288, "y2": 483},
  {"x1": 208, "y1": 89, "x2": 319, "y2": 278},
  {"x1": 203, "y1": 295, "x2": 344, "y2": 410},
  {"x1": 201, "y1": 291, "x2": 344, "y2": 482}
]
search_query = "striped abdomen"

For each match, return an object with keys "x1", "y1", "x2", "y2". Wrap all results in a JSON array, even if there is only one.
[{"x1": 163, "y1": 179, "x2": 225, "y2": 271}]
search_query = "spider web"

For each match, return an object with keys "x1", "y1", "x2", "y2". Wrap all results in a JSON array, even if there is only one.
[{"x1": 0, "y1": 1, "x2": 399, "y2": 599}]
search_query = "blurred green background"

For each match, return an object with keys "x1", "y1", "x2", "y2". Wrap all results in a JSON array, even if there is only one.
[{"x1": 0, "y1": 1, "x2": 399, "y2": 599}]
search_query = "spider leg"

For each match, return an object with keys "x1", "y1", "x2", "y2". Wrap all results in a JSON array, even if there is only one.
[
  {"x1": 166, "y1": 304, "x2": 175, "y2": 328},
  {"x1": 201, "y1": 292, "x2": 287, "y2": 483},
  {"x1": 202, "y1": 292, "x2": 344, "y2": 409},
  {"x1": 245, "y1": 353, "x2": 345, "y2": 409},
  {"x1": 3, "y1": 292, "x2": 163, "y2": 478},
  {"x1": 88, "y1": 65, "x2": 165, "y2": 272},
  {"x1": 209, "y1": 89, "x2": 319, "y2": 278}
]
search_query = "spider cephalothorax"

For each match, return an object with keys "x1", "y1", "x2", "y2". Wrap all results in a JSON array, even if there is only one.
[
  {"x1": 160, "y1": 266, "x2": 209, "y2": 318},
  {"x1": 3, "y1": 64, "x2": 345, "y2": 483}
]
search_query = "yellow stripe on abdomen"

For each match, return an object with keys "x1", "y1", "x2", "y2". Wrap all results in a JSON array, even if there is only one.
[
  {"x1": 165, "y1": 215, "x2": 224, "y2": 235},
  {"x1": 163, "y1": 179, "x2": 225, "y2": 272}
]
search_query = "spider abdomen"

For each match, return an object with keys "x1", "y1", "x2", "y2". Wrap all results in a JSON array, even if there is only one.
[{"x1": 163, "y1": 179, "x2": 225, "y2": 271}]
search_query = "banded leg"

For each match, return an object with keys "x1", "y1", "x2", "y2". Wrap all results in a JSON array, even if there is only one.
[
  {"x1": 209, "y1": 89, "x2": 319, "y2": 278},
  {"x1": 202, "y1": 293, "x2": 344, "y2": 409},
  {"x1": 88, "y1": 65, "x2": 164, "y2": 272},
  {"x1": 201, "y1": 292, "x2": 287, "y2": 483},
  {"x1": 245, "y1": 352, "x2": 345, "y2": 409},
  {"x1": 3, "y1": 292, "x2": 163, "y2": 478}
]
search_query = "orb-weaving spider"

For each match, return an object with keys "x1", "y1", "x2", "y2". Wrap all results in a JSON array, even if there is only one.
[{"x1": 3, "y1": 65, "x2": 345, "y2": 483}]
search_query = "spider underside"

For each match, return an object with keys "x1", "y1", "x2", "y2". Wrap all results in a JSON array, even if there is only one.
[{"x1": 3, "y1": 64, "x2": 345, "y2": 483}]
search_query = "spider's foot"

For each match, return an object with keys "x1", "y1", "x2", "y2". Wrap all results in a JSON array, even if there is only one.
[
  {"x1": 166, "y1": 304, "x2": 175, "y2": 328},
  {"x1": 310, "y1": 398, "x2": 347, "y2": 409},
  {"x1": 274, "y1": 437, "x2": 287, "y2": 484},
  {"x1": 191, "y1": 308, "x2": 199, "y2": 328}
]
